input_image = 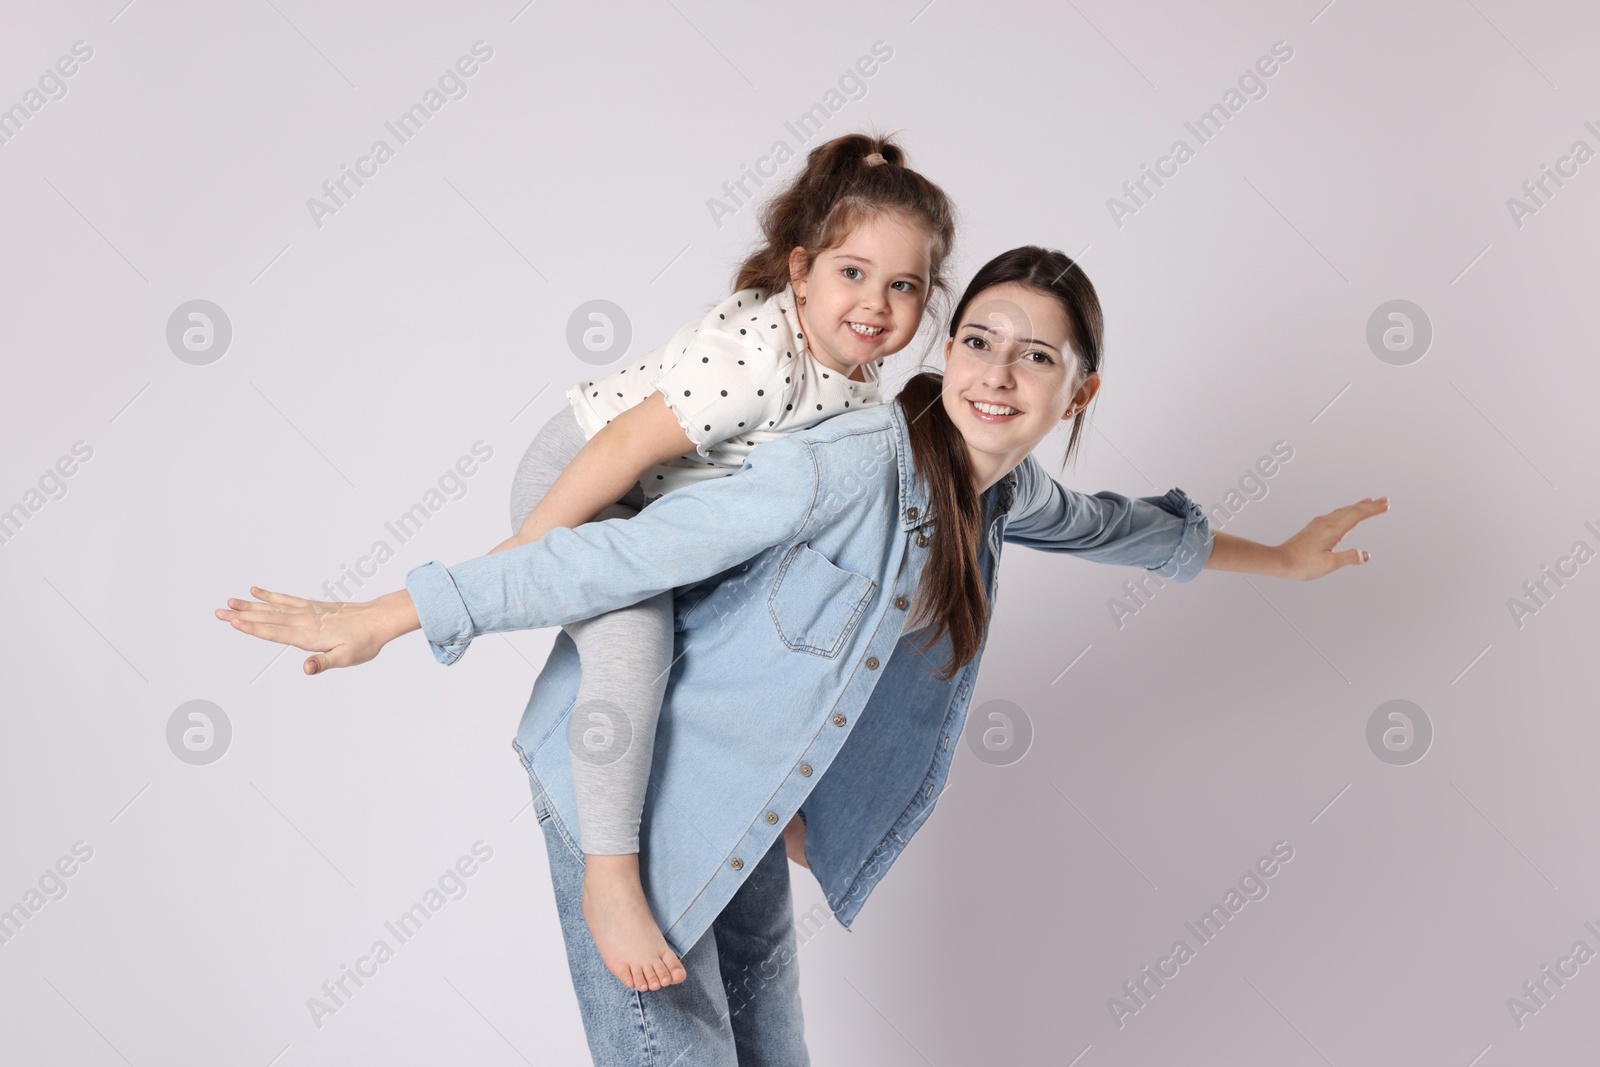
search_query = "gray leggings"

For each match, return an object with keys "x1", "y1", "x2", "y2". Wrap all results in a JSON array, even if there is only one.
[{"x1": 508, "y1": 403, "x2": 674, "y2": 856}]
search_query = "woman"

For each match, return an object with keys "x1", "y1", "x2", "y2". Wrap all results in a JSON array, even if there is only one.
[{"x1": 218, "y1": 246, "x2": 1388, "y2": 1065}]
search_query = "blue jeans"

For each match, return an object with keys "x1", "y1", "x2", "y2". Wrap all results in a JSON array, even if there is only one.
[{"x1": 532, "y1": 777, "x2": 811, "y2": 1065}]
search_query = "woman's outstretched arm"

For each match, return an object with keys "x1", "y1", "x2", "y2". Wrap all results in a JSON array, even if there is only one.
[
  {"x1": 1203, "y1": 497, "x2": 1390, "y2": 579},
  {"x1": 1001, "y1": 456, "x2": 1216, "y2": 580},
  {"x1": 1001, "y1": 454, "x2": 1388, "y2": 581},
  {"x1": 217, "y1": 435, "x2": 818, "y2": 675}
]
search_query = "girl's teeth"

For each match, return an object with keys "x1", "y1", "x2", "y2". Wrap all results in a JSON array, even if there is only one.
[
  {"x1": 973, "y1": 401, "x2": 1019, "y2": 415},
  {"x1": 848, "y1": 322, "x2": 883, "y2": 336}
]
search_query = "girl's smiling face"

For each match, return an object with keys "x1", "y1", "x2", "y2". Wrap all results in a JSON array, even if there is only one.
[
  {"x1": 940, "y1": 281, "x2": 1102, "y2": 490},
  {"x1": 789, "y1": 209, "x2": 934, "y2": 381}
]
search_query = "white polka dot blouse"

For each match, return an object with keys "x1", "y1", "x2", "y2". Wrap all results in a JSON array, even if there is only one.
[{"x1": 567, "y1": 283, "x2": 886, "y2": 499}]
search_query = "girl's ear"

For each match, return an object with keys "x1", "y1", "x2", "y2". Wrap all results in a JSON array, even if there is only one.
[{"x1": 788, "y1": 246, "x2": 810, "y2": 298}]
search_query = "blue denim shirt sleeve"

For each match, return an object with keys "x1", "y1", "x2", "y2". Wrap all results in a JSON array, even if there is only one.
[
  {"x1": 406, "y1": 436, "x2": 817, "y2": 664},
  {"x1": 1002, "y1": 455, "x2": 1213, "y2": 581}
]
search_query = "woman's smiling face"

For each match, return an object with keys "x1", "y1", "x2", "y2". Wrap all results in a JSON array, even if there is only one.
[{"x1": 939, "y1": 281, "x2": 1101, "y2": 490}]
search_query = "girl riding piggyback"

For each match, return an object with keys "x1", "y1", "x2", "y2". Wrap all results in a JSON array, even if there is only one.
[{"x1": 474, "y1": 133, "x2": 958, "y2": 992}]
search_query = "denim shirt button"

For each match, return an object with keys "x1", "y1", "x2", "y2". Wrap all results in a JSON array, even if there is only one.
[
  {"x1": 906, "y1": 506, "x2": 919, "y2": 520},
  {"x1": 765, "y1": 811, "x2": 779, "y2": 824},
  {"x1": 894, "y1": 596, "x2": 908, "y2": 610},
  {"x1": 832, "y1": 713, "x2": 847, "y2": 727},
  {"x1": 799, "y1": 763, "x2": 812, "y2": 777},
  {"x1": 731, "y1": 857, "x2": 744, "y2": 871},
  {"x1": 915, "y1": 533, "x2": 929, "y2": 548},
  {"x1": 866, "y1": 657, "x2": 880, "y2": 669}
]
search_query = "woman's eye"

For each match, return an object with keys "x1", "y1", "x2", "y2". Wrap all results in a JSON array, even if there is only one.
[
  {"x1": 1026, "y1": 351, "x2": 1055, "y2": 365},
  {"x1": 961, "y1": 335, "x2": 986, "y2": 349},
  {"x1": 842, "y1": 266, "x2": 862, "y2": 279}
]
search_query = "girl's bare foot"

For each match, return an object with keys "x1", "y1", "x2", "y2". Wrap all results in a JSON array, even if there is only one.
[{"x1": 581, "y1": 854, "x2": 687, "y2": 990}]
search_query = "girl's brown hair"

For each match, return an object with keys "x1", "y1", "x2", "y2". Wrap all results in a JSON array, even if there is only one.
[
  {"x1": 733, "y1": 131, "x2": 957, "y2": 313},
  {"x1": 899, "y1": 245, "x2": 1106, "y2": 679}
]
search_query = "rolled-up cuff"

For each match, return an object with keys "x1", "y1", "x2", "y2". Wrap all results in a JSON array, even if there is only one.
[
  {"x1": 1147, "y1": 487, "x2": 1214, "y2": 582},
  {"x1": 404, "y1": 560, "x2": 475, "y2": 665}
]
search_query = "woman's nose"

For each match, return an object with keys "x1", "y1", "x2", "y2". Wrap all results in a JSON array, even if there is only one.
[{"x1": 982, "y1": 351, "x2": 1016, "y2": 385}]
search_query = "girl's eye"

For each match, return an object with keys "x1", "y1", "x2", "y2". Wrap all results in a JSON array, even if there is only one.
[
  {"x1": 842, "y1": 266, "x2": 863, "y2": 280},
  {"x1": 892, "y1": 280, "x2": 917, "y2": 293}
]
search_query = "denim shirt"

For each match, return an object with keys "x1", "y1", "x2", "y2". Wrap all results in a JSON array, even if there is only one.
[{"x1": 405, "y1": 400, "x2": 1213, "y2": 957}]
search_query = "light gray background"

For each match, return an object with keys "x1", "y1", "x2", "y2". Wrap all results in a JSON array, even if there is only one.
[{"x1": 3, "y1": 0, "x2": 1597, "y2": 1063}]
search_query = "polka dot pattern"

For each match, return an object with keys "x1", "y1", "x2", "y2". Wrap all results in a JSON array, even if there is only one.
[{"x1": 567, "y1": 283, "x2": 886, "y2": 501}]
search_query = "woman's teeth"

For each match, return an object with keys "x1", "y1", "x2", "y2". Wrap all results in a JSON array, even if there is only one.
[
  {"x1": 848, "y1": 322, "x2": 884, "y2": 337},
  {"x1": 971, "y1": 400, "x2": 1020, "y2": 416}
]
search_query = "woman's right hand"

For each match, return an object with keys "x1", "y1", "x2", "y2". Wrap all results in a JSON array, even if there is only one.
[{"x1": 215, "y1": 587, "x2": 414, "y2": 675}]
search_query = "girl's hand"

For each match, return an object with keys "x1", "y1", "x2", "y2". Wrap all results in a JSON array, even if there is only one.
[
  {"x1": 215, "y1": 587, "x2": 398, "y2": 675},
  {"x1": 1276, "y1": 496, "x2": 1390, "y2": 580}
]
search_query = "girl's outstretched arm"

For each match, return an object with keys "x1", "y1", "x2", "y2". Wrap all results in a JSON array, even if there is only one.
[
  {"x1": 1204, "y1": 496, "x2": 1390, "y2": 579},
  {"x1": 486, "y1": 392, "x2": 695, "y2": 555}
]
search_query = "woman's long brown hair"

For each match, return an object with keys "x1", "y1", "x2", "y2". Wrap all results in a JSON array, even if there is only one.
[{"x1": 898, "y1": 246, "x2": 1105, "y2": 679}]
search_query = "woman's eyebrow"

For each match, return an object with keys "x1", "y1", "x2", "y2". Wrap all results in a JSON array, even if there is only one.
[{"x1": 960, "y1": 323, "x2": 1061, "y2": 351}]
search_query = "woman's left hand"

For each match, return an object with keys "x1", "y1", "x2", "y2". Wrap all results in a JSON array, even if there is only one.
[{"x1": 1276, "y1": 496, "x2": 1390, "y2": 580}]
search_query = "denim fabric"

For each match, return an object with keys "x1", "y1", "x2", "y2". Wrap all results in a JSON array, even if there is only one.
[
  {"x1": 408, "y1": 399, "x2": 1213, "y2": 958},
  {"x1": 531, "y1": 779, "x2": 809, "y2": 1065}
]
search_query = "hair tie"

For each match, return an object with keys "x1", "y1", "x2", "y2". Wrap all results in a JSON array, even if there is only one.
[{"x1": 863, "y1": 151, "x2": 887, "y2": 166}]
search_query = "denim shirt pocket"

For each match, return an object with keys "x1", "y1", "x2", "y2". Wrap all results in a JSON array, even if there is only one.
[{"x1": 767, "y1": 542, "x2": 877, "y2": 656}]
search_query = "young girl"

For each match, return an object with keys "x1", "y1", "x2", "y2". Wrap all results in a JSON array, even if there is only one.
[{"x1": 475, "y1": 132, "x2": 956, "y2": 991}]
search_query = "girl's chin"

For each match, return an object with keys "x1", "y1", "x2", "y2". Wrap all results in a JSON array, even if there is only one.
[{"x1": 835, "y1": 356, "x2": 880, "y2": 375}]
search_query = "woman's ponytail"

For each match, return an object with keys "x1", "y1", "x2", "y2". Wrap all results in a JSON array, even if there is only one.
[{"x1": 897, "y1": 371, "x2": 987, "y2": 680}]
